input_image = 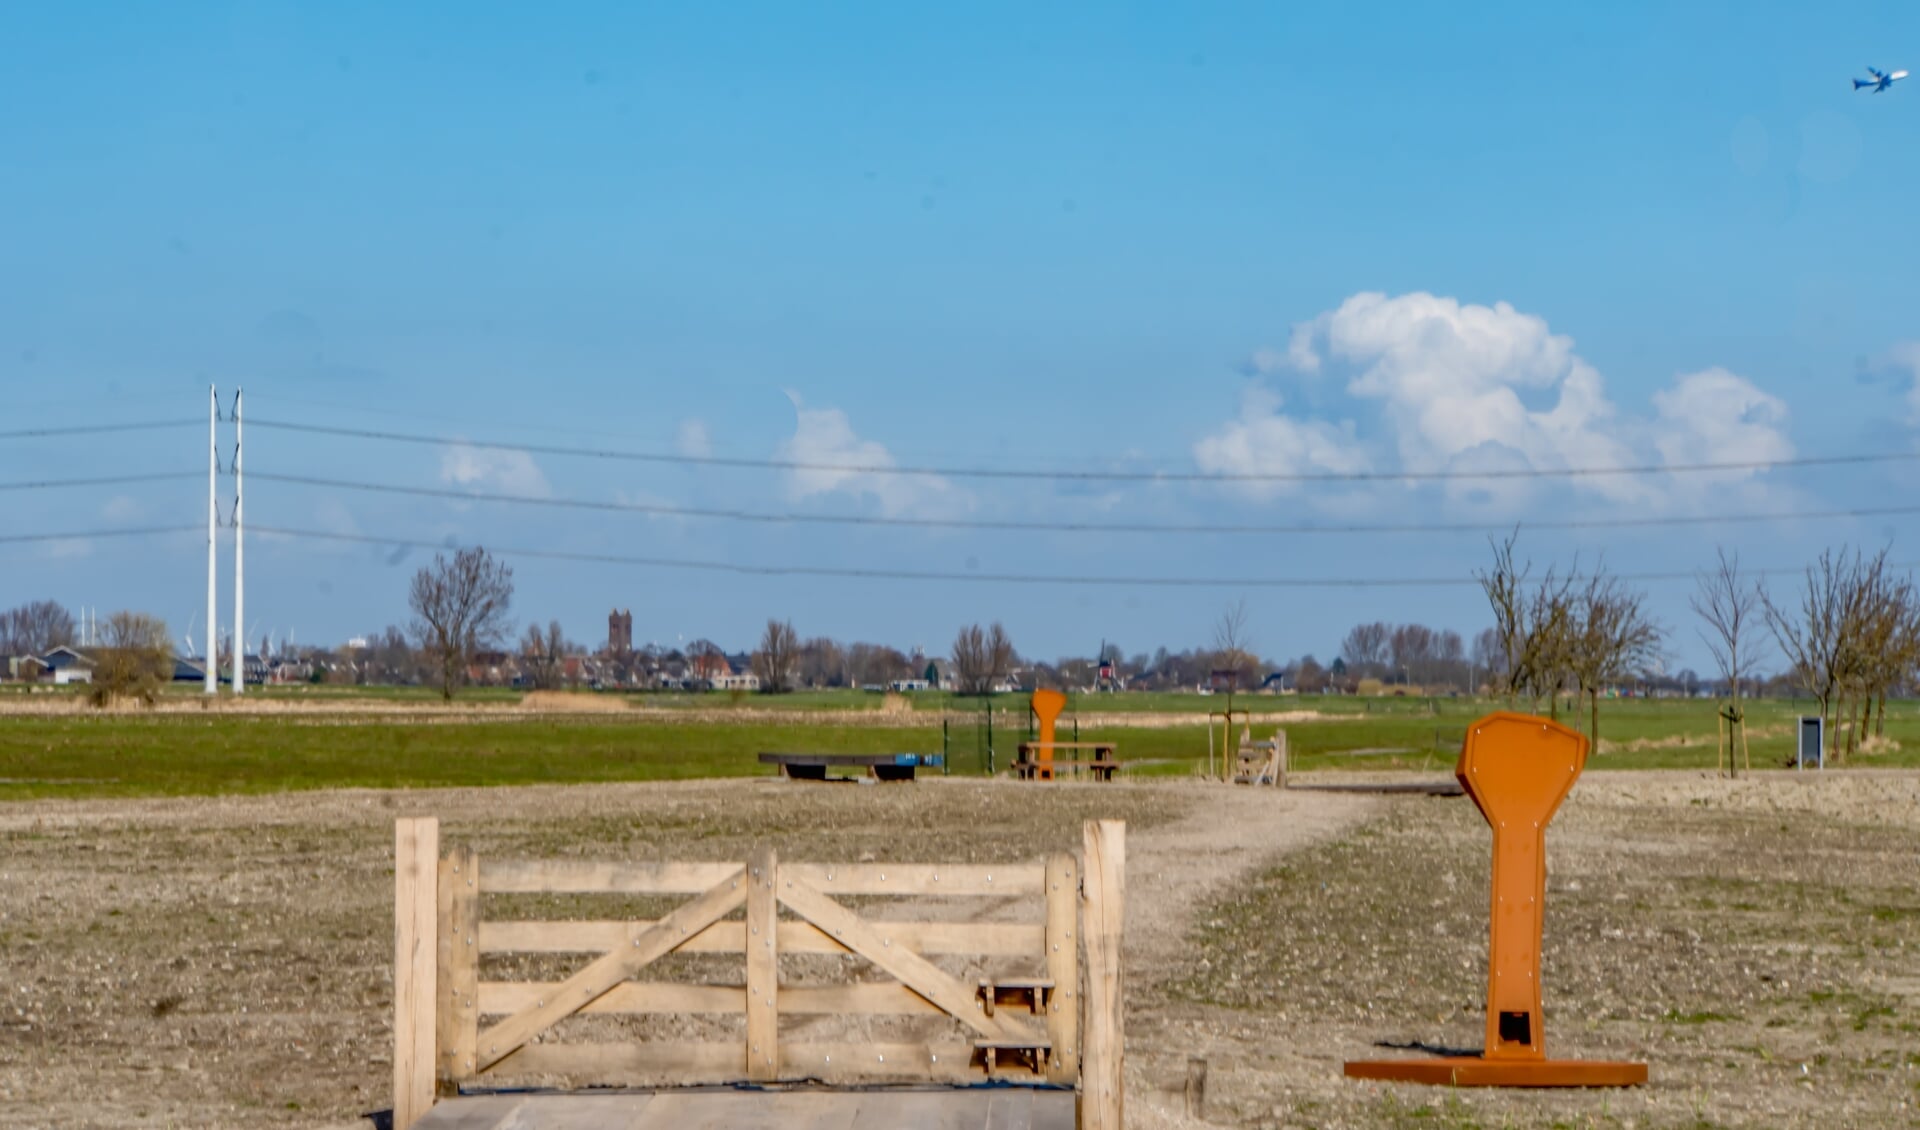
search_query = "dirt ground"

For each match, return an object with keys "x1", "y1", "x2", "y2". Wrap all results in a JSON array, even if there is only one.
[
  {"x1": 0, "y1": 771, "x2": 1913, "y2": 1129},
  {"x1": 0, "y1": 692, "x2": 1339, "y2": 731}
]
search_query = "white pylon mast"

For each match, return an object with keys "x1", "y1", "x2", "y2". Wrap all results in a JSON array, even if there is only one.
[
  {"x1": 205, "y1": 385, "x2": 218, "y2": 695},
  {"x1": 231, "y1": 387, "x2": 245, "y2": 696}
]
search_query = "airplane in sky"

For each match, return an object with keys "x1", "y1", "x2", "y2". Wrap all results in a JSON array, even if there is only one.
[{"x1": 1854, "y1": 66, "x2": 1908, "y2": 93}]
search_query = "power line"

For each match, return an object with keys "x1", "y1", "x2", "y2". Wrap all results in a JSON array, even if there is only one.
[
  {"x1": 248, "y1": 416, "x2": 1920, "y2": 484},
  {"x1": 247, "y1": 524, "x2": 1475, "y2": 586},
  {"x1": 0, "y1": 420, "x2": 202, "y2": 442},
  {"x1": 0, "y1": 525, "x2": 201, "y2": 545},
  {"x1": 249, "y1": 523, "x2": 1898, "y2": 589},
  {"x1": 0, "y1": 472, "x2": 201, "y2": 492},
  {"x1": 250, "y1": 469, "x2": 1920, "y2": 536},
  {"x1": 0, "y1": 517, "x2": 1906, "y2": 590}
]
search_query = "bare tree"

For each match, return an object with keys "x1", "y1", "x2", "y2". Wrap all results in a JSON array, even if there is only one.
[
  {"x1": 2, "y1": 600, "x2": 76, "y2": 655},
  {"x1": 1470, "y1": 627, "x2": 1506, "y2": 692},
  {"x1": 521, "y1": 620, "x2": 568, "y2": 690},
  {"x1": 408, "y1": 547, "x2": 515, "y2": 701},
  {"x1": 1476, "y1": 532, "x2": 1576, "y2": 712},
  {"x1": 1210, "y1": 599, "x2": 1258, "y2": 712},
  {"x1": 1387, "y1": 623, "x2": 1434, "y2": 685},
  {"x1": 846, "y1": 642, "x2": 907, "y2": 688},
  {"x1": 1691, "y1": 548, "x2": 1767, "y2": 775},
  {"x1": 1830, "y1": 549, "x2": 1907, "y2": 760},
  {"x1": 796, "y1": 636, "x2": 845, "y2": 689},
  {"x1": 753, "y1": 618, "x2": 799, "y2": 694},
  {"x1": 1691, "y1": 548, "x2": 1767, "y2": 704},
  {"x1": 1762, "y1": 548, "x2": 1851, "y2": 761},
  {"x1": 89, "y1": 611, "x2": 173, "y2": 706},
  {"x1": 371, "y1": 625, "x2": 419, "y2": 686},
  {"x1": 951, "y1": 622, "x2": 1015, "y2": 696},
  {"x1": 684, "y1": 639, "x2": 729, "y2": 687},
  {"x1": 1339, "y1": 622, "x2": 1391, "y2": 677},
  {"x1": 1565, "y1": 567, "x2": 1663, "y2": 748}
]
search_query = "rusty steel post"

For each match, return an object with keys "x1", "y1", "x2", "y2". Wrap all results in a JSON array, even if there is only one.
[
  {"x1": 1344, "y1": 712, "x2": 1647, "y2": 1088},
  {"x1": 1031, "y1": 688, "x2": 1065, "y2": 781}
]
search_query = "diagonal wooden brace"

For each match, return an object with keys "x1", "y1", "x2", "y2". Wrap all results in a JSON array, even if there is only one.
[
  {"x1": 777, "y1": 872, "x2": 1036, "y2": 1044},
  {"x1": 473, "y1": 864, "x2": 747, "y2": 1072}
]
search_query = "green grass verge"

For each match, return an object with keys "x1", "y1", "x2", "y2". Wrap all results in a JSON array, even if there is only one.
[
  {"x1": 0, "y1": 717, "x2": 943, "y2": 799},
  {"x1": 4, "y1": 693, "x2": 1917, "y2": 800}
]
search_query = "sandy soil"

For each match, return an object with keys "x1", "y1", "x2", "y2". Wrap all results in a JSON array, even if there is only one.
[
  {"x1": 1157, "y1": 770, "x2": 1920, "y2": 1129},
  {"x1": 0, "y1": 771, "x2": 1912, "y2": 1128}
]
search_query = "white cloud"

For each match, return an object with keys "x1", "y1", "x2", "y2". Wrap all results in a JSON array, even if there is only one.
[
  {"x1": 439, "y1": 443, "x2": 550, "y2": 498},
  {"x1": 1240, "y1": 346, "x2": 1290, "y2": 376},
  {"x1": 1191, "y1": 386, "x2": 1369, "y2": 500},
  {"x1": 1651, "y1": 368, "x2": 1793, "y2": 488},
  {"x1": 1874, "y1": 341, "x2": 1920, "y2": 424},
  {"x1": 101, "y1": 495, "x2": 140, "y2": 521},
  {"x1": 676, "y1": 418, "x2": 713, "y2": 459},
  {"x1": 777, "y1": 392, "x2": 969, "y2": 518},
  {"x1": 1219, "y1": 291, "x2": 1794, "y2": 511}
]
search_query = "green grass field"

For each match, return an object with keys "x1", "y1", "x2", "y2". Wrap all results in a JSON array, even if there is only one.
[{"x1": 2, "y1": 689, "x2": 1915, "y2": 799}]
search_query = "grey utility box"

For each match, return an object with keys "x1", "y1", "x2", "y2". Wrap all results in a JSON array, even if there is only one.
[{"x1": 1797, "y1": 715, "x2": 1824, "y2": 770}]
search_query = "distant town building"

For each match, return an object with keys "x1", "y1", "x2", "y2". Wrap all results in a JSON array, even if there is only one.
[
  {"x1": 41, "y1": 646, "x2": 95, "y2": 685},
  {"x1": 608, "y1": 608, "x2": 634, "y2": 654}
]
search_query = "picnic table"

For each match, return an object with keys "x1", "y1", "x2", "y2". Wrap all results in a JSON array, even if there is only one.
[
  {"x1": 759, "y1": 751, "x2": 943, "y2": 782},
  {"x1": 1012, "y1": 741, "x2": 1122, "y2": 782}
]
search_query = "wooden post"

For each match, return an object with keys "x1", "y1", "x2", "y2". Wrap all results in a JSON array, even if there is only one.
[
  {"x1": 394, "y1": 818, "x2": 439, "y2": 1130},
  {"x1": 1044, "y1": 851, "x2": 1079, "y2": 1083},
  {"x1": 746, "y1": 846, "x2": 779, "y2": 1081},
  {"x1": 437, "y1": 844, "x2": 479, "y2": 1093},
  {"x1": 1080, "y1": 821, "x2": 1125, "y2": 1130}
]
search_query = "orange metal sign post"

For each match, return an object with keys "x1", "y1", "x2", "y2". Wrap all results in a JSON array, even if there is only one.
[
  {"x1": 1029, "y1": 689, "x2": 1066, "y2": 781},
  {"x1": 1345, "y1": 712, "x2": 1647, "y2": 1088}
]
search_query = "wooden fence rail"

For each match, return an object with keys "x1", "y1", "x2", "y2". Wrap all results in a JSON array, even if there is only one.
[{"x1": 393, "y1": 818, "x2": 1124, "y2": 1130}]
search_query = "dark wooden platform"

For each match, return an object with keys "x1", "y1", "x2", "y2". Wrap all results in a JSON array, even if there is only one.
[
  {"x1": 759, "y1": 752, "x2": 944, "y2": 782},
  {"x1": 409, "y1": 1087, "x2": 1075, "y2": 1128}
]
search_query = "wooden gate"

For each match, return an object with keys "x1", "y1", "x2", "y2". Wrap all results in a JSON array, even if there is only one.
[{"x1": 394, "y1": 819, "x2": 1125, "y2": 1130}]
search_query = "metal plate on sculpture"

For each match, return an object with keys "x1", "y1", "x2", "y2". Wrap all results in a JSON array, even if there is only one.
[{"x1": 1345, "y1": 1057, "x2": 1648, "y2": 1087}]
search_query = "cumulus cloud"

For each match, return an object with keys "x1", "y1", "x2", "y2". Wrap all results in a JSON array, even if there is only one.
[
  {"x1": 1208, "y1": 291, "x2": 1794, "y2": 510},
  {"x1": 1652, "y1": 368, "x2": 1792, "y2": 481},
  {"x1": 777, "y1": 392, "x2": 968, "y2": 517},
  {"x1": 1191, "y1": 386, "x2": 1369, "y2": 500},
  {"x1": 439, "y1": 443, "x2": 551, "y2": 497}
]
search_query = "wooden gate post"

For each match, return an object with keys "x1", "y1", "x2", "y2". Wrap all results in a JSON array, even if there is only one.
[
  {"x1": 395, "y1": 817, "x2": 439, "y2": 1130},
  {"x1": 1080, "y1": 820, "x2": 1125, "y2": 1130},
  {"x1": 746, "y1": 845, "x2": 779, "y2": 1081},
  {"x1": 1044, "y1": 851, "x2": 1080, "y2": 1083},
  {"x1": 437, "y1": 843, "x2": 479, "y2": 1092}
]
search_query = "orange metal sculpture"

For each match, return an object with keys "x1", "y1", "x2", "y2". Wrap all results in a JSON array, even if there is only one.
[
  {"x1": 1344, "y1": 712, "x2": 1647, "y2": 1088},
  {"x1": 1029, "y1": 688, "x2": 1066, "y2": 781}
]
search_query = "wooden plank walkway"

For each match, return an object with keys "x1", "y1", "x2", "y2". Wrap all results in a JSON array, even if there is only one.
[{"x1": 411, "y1": 1087, "x2": 1074, "y2": 1129}]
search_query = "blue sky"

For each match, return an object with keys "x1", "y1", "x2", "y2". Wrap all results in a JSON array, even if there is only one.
[{"x1": 5, "y1": 1, "x2": 1920, "y2": 672}]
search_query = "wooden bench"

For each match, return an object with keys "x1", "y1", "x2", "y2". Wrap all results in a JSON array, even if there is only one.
[
  {"x1": 1014, "y1": 742, "x2": 1122, "y2": 782},
  {"x1": 759, "y1": 752, "x2": 943, "y2": 782},
  {"x1": 1012, "y1": 759, "x2": 1124, "y2": 782}
]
